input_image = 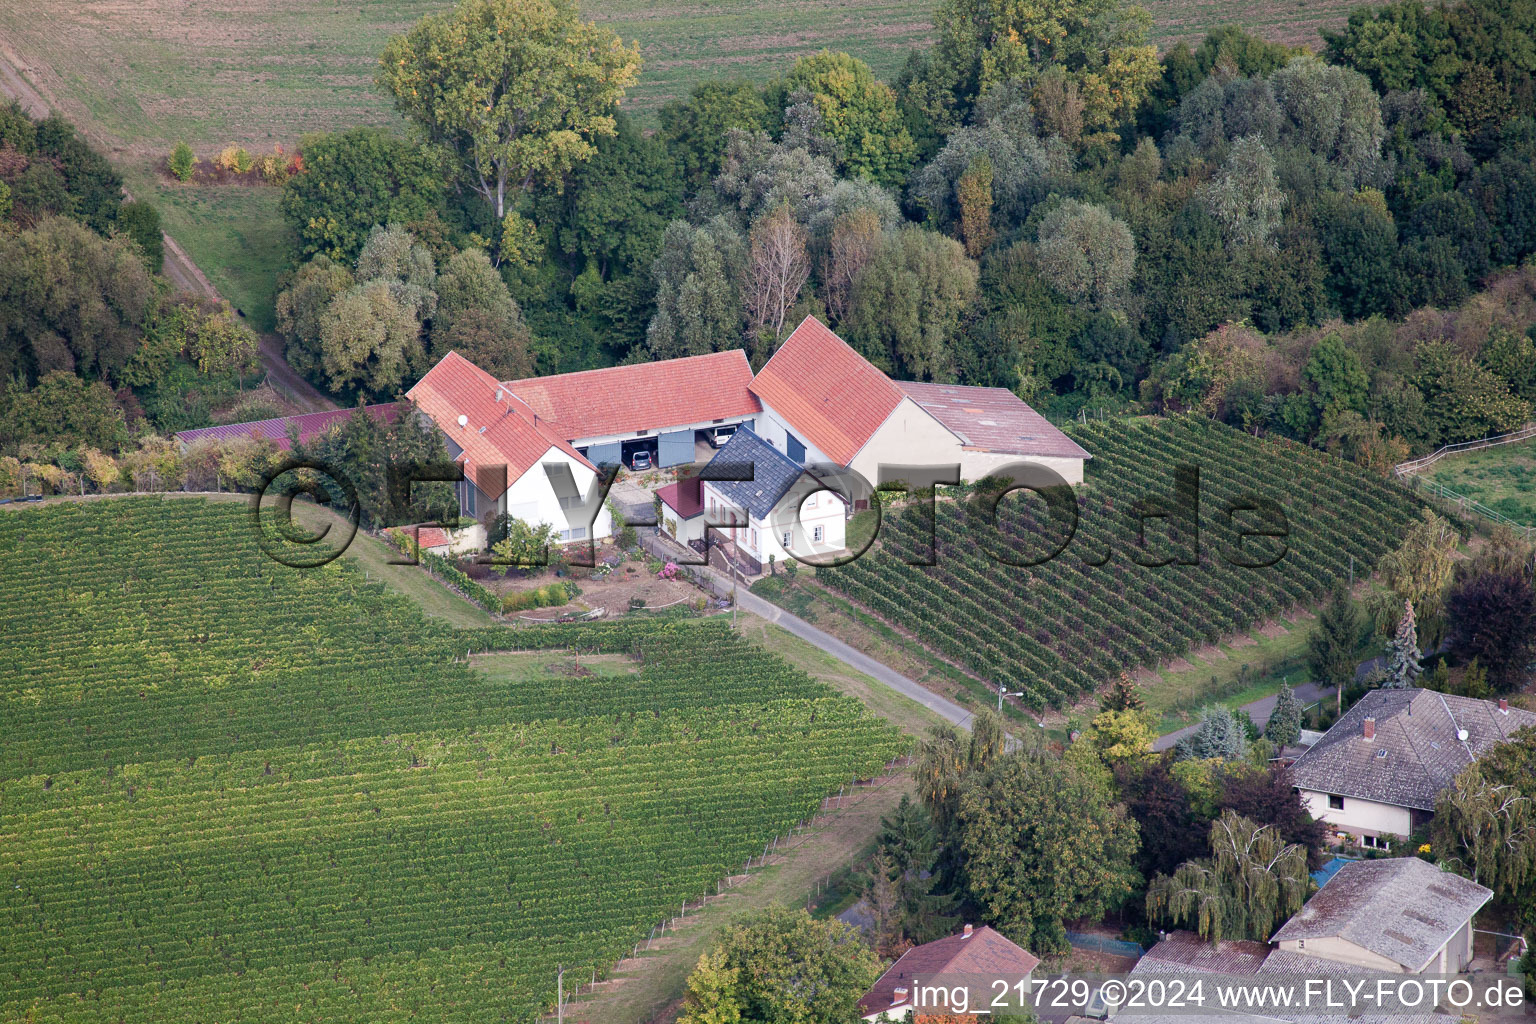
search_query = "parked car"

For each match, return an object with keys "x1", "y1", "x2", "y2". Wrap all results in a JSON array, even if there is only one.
[
  {"x1": 708, "y1": 425, "x2": 737, "y2": 448},
  {"x1": 629, "y1": 450, "x2": 653, "y2": 471}
]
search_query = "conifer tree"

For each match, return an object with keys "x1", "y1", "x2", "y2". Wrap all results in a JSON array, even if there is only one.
[{"x1": 1384, "y1": 598, "x2": 1423, "y2": 689}]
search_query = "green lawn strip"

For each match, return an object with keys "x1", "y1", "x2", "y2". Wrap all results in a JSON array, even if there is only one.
[
  {"x1": 1424, "y1": 439, "x2": 1536, "y2": 527},
  {"x1": 123, "y1": 165, "x2": 291, "y2": 330}
]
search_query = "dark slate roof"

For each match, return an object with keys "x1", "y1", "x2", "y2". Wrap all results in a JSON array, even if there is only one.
[
  {"x1": 700, "y1": 427, "x2": 804, "y2": 521},
  {"x1": 1271, "y1": 858, "x2": 1491, "y2": 970},
  {"x1": 1288, "y1": 688, "x2": 1536, "y2": 810},
  {"x1": 858, "y1": 926, "x2": 1039, "y2": 1017}
]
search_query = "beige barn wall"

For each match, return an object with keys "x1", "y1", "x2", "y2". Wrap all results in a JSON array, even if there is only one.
[{"x1": 1300, "y1": 790, "x2": 1414, "y2": 838}]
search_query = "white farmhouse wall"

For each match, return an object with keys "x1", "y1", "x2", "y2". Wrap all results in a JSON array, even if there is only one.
[
  {"x1": 959, "y1": 450, "x2": 1086, "y2": 486},
  {"x1": 498, "y1": 446, "x2": 614, "y2": 542},
  {"x1": 1300, "y1": 790, "x2": 1414, "y2": 839},
  {"x1": 661, "y1": 511, "x2": 704, "y2": 546},
  {"x1": 849, "y1": 397, "x2": 965, "y2": 488},
  {"x1": 569, "y1": 414, "x2": 755, "y2": 451},
  {"x1": 754, "y1": 400, "x2": 836, "y2": 466},
  {"x1": 699, "y1": 484, "x2": 847, "y2": 569}
]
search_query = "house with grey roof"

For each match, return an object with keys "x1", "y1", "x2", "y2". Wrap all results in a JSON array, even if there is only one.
[
  {"x1": 1271, "y1": 857, "x2": 1492, "y2": 974},
  {"x1": 1121, "y1": 927, "x2": 1455, "y2": 1024},
  {"x1": 1288, "y1": 688, "x2": 1536, "y2": 848},
  {"x1": 697, "y1": 427, "x2": 848, "y2": 576}
]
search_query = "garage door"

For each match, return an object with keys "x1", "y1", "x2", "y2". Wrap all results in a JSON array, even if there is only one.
[
  {"x1": 585, "y1": 442, "x2": 622, "y2": 468},
  {"x1": 658, "y1": 429, "x2": 694, "y2": 467}
]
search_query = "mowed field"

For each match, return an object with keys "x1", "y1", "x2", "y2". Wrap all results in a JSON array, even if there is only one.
[{"x1": 1, "y1": 0, "x2": 1366, "y2": 154}]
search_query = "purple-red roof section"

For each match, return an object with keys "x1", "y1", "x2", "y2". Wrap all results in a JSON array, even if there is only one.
[{"x1": 175, "y1": 403, "x2": 401, "y2": 450}]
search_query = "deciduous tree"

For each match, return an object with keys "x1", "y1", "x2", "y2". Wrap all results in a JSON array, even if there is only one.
[
  {"x1": 1146, "y1": 810, "x2": 1311, "y2": 945},
  {"x1": 745, "y1": 204, "x2": 811, "y2": 344},
  {"x1": 957, "y1": 753, "x2": 1140, "y2": 952},
  {"x1": 378, "y1": 0, "x2": 641, "y2": 221}
]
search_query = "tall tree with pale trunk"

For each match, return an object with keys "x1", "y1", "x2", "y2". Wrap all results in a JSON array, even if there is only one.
[
  {"x1": 378, "y1": 0, "x2": 641, "y2": 221},
  {"x1": 745, "y1": 204, "x2": 810, "y2": 343}
]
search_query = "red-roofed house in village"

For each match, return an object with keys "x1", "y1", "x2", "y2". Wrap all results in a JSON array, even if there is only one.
[{"x1": 857, "y1": 924, "x2": 1040, "y2": 1022}]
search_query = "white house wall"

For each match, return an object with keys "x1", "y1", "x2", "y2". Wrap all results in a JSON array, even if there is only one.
[
  {"x1": 754, "y1": 400, "x2": 836, "y2": 466},
  {"x1": 960, "y1": 450, "x2": 1086, "y2": 486},
  {"x1": 569, "y1": 415, "x2": 757, "y2": 452},
  {"x1": 760, "y1": 396, "x2": 1085, "y2": 488},
  {"x1": 849, "y1": 397, "x2": 966, "y2": 489},
  {"x1": 701, "y1": 484, "x2": 847, "y2": 567},
  {"x1": 498, "y1": 446, "x2": 614, "y2": 543},
  {"x1": 1299, "y1": 790, "x2": 1415, "y2": 839}
]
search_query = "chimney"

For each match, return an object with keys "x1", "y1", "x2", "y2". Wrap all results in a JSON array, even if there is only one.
[
  {"x1": 1362, "y1": 717, "x2": 1375, "y2": 741},
  {"x1": 963, "y1": 924, "x2": 974, "y2": 938},
  {"x1": 892, "y1": 987, "x2": 909, "y2": 1006},
  {"x1": 1499, "y1": 698, "x2": 1509, "y2": 714}
]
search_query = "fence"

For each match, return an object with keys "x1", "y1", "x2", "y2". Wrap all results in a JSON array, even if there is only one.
[
  {"x1": 1394, "y1": 422, "x2": 1536, "y2": 476},
  {"x1": 1392, "y1": 422, "x2": 1536, "y2": 538},
  {"x1": 1403, "y1": 476, "x2": 1536, "y2": 539},
  {"x1": 1065, "y1": 931, "x2": 1145, "y2": 958}
]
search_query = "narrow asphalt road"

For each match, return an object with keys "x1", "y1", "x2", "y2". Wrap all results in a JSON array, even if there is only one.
[
  {"x1": 1153, "y1": 680, "x2": 1333, "y2": 752},
  {"x1": 640, "y1": 532, "x2": 978, "y2": 731}
]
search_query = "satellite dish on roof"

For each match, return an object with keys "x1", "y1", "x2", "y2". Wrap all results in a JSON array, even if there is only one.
[
  {"x1": 457, "y1": 414, "x2": 469, "y2": 428},
  {"x1": 1457, "y1": 729, "x2": 1469, "y2": 742}
]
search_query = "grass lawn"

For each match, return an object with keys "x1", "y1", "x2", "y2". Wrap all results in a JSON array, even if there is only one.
[
  {"x1": 121, "y1": 165, "x2": 292, "y2": 331},
  {"x1": 1142, "y1": 620, "x2": 1316, "y2": 734},
  {"x1": 1424, "y1": 439, "x2": 1536, "y2": 528}
]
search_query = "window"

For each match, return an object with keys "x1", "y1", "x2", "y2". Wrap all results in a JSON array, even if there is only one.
[
  {"x1": 558, "y1": 526, "x2": 587, "y2": 541},
  {"x1": 813, "y1": 525, "x2": 825, "y2": 542},
  {"x1": 749, "y1": 529, "x2": 758, "y2": 551},
  {"x1": 1362, "y1": 834, "x2": 1391, "y2": 851},
  {"x1": 782, "y1": 531, "x2": 792, "y2": 549},
  {"x1": 1328, "y1": 794, "x2": 1345, "y2": 810}
]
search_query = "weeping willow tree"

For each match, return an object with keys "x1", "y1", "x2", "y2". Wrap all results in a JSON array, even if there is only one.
[
  {"x1": 1146, "y1": 810, "x2": 1311, "y2": 946},
  {"x1": 912, "y1": 709, "x2": 1008, "y2": 831},
  {"x1": 1432, "y1": 765, "x2": 1536, "y2": 892}
]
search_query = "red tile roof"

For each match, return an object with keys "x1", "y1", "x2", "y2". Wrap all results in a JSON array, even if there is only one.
[
  {"x1": 656, "y1": 477, "x2": 703, "y2": 519},
  {"x1": 896, "y1": 381, "x2": 1091, "y2": 460},
  {"x1": 175, "y1": 403, "x2": 400, "y2": 450},
  {"x1": 502, "y1": 350, "x2": 760, "y2": 441},
  {"x1": 750, "y1": 316, "x2": 904, "y2": 466},
  {"x1": 407, "y1": 351, "x2": 593, "y2": 498},
  {"x1": 857, "y1": 926, "x2": 1039, "y2": 1017}
]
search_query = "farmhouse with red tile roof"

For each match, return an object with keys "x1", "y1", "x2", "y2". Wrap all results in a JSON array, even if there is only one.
[
  {"x1": 183, "y1": 317, "x2": 1082, "y2": 551},
  {"x1": 752, "y1": 317, "x2": 1088, "y2": 487}
]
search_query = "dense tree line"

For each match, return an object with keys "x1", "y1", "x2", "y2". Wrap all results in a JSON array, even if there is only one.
[
  {"x1": 264, "y1": 0, "x2": 1536, "y2": 466},
  {"x1": 0, "y1": 101, "x2": 275, "y2": 455}
]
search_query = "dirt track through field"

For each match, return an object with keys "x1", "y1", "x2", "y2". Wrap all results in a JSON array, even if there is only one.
[{"x1": 0, "y1": 47, "x2": 336, "y2": 415}]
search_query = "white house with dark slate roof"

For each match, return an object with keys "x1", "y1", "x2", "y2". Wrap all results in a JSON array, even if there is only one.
[
  {"x1": 1288, "y1": 687, "x2": 1536, "y2": 847},
  {"x1": 699, "y1": 427, "x2": 848, "y2": 575}
]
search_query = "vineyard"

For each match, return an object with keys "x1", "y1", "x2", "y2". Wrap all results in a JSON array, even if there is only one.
[
  {"x1": 0, "y1": 498, "x2": 904, "y2": 1023},
  {"x1": 820, "y1": 417, "x2": 1423, "y2": 711}
]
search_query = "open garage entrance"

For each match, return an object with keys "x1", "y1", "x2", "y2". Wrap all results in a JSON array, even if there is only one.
[{"x1": 620, "y1": 436, "x2": 659, "y2": 470}]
